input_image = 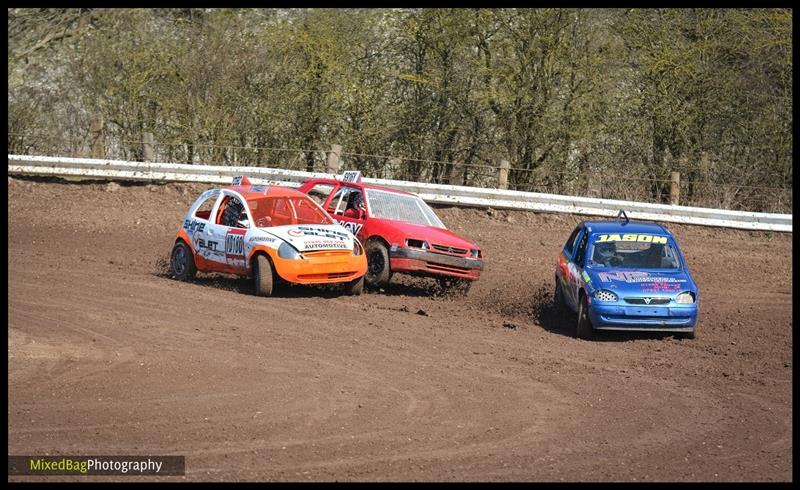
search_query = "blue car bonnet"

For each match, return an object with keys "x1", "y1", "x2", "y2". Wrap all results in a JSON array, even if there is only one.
[{"x1": 584, "y1": 268, "x2": 694, "y2": 296}]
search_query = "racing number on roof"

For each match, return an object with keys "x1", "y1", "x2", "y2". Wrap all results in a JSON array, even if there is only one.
[
  {"x1": 342, "y1": 170, "x2": 362, "y2": 183},
  {"x1": 596, "y1": 234, "x2": 668, "y2": 244}
]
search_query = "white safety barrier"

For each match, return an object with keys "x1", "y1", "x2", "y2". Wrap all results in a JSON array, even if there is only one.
[{"x1": 8, "y1": 155, "x2": 792, "y2": 232}]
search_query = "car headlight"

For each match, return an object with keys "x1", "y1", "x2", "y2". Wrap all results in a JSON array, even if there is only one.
[
  {"x1": 676, "y1": 291, "x2": 696, "y2": 304},
  {"x1": 353, "y1": 240, "x2": 364, "y2": 256},
  {"x1": 406, "y1": 239, "x2": 429, "y2": 249},
  {"x1": 470, "y1": 249, "x2": 481, "y2": 258},
  {"x1": 278, "y1": 242, "x2": 302, "y2": 260},
  {"x1": 593, "y1": 289, "x2": 618, "y2": 302}
]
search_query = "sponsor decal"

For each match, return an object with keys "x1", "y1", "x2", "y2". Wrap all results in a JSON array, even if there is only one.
[
  {"x1": 183, "y1": 219, "x2": 206, "y2": 233},
  {"x1": 595, "y1": 234, "x2": 668, "y2": 244},
  {"x1": 249, "y1": 235, "x2": 276, "y2": 244},
  {"x1": 251, "y1": 185, "x2": 267, "y2": 193},
  {"x1": 641, "y1": 283, "x2": 682, "y2": 293},
  {"x1": 287, "y1": 229, "x2": 304, "y2": 237},
  {"x1": 336, "y1": 220, "x2": 363, "y2": 235},
  {"x1": 597, "y1": 270, "x2": 687, "y2": 285},
  {"x1": 294, "y1": 226, "x2": 350, "y2": 240},
  {"x1": 192, "y1": 232, "x2": 223, "y2": 259},
  {"x1": 196, "y1": 238, "x2": 221, "y2": 252},
  {"x1": 566, "y1": 263, "x2": 579, "y2": 287},
  {"x1": 303, "y1": 240, "x2": 349, "y2": 250}
]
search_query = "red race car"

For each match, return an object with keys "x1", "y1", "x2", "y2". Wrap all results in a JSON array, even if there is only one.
[{"x1": 298, "y1": 172, "x2": 484, "y2": 293}]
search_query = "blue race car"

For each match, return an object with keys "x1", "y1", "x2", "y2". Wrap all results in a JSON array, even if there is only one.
[{"x1": 554, "y1": 211, "x2": 699, "y2": 339}]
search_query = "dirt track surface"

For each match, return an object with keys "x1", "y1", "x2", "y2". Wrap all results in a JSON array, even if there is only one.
[{"x1": 8, "y1": 177, "x2": 793, "y2": 482}]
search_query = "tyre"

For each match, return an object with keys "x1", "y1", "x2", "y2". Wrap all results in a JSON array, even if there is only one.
[
  {"x1": 344, "y1": 276, "x2": 365, "y2": 296},
  {"x1": 576, "y1": 294, "x2": 594, "y2": 340},
  {"x1": 253, "y1": 254, "x2": 274, "y2": 297},
  {"x1": 364, "y1": 240, "x2": 392, "y2": 288},
  {"x1": 170, "y1": 241, "x2": 197, "y2": 281},
  {"x1": 554, "y1": 279, "x2": 565, "y2": 311},
  {"x1": 677, "y1": 326, "x2": 697, "y2": 340}
]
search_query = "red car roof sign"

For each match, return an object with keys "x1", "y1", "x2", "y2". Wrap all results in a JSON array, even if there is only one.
[{"x1": 341, "y1": 170, "x2": 362, "y2": 183}]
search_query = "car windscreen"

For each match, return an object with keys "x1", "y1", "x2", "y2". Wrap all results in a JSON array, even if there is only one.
[
  {"x1": 247, "y1": 196, "x2": 334, "y2": 228},
  {"x1": 366, "y1": 188, "x2": 446, "y2": 229},
  {"x1": 588, "y1": 234, "x2": 681, "y2": 269}
]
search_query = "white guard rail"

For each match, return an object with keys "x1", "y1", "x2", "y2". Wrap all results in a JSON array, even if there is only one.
[{"x1": 8, "y1": 155, "x2": 792, "y2": 232}]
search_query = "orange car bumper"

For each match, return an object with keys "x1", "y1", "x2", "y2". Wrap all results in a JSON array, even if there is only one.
[{"x1": 271, "y1": 251, "x2": 367, "y2": 285}]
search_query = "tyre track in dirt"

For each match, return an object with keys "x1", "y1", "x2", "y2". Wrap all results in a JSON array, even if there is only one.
[{"x1": 7, "y1": 178, "x2": 792, "y2": 481}]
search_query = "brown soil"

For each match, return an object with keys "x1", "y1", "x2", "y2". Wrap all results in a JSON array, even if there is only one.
[{"x1": 7, "y1": 177, "x2": 793, "y2": 482}]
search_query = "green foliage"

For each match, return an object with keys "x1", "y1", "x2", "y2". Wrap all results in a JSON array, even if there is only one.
[{"x1": 7, "y1": 8, "x2": 792, "y2": 211}]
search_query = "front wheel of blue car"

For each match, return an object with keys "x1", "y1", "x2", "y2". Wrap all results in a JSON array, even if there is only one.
[
  {"x1": 677, "y1": 326, "x2": 697, "y2": 340},
  {"x1": 576, "y1": 295, "x2": 594, "y2": 340}
]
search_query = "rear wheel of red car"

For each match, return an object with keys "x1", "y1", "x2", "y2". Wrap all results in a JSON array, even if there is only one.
[
  {"x1": 343, "y1": 276, "x2": 364, "y2": 296},
  {"x1": 254, "y1": 254, "x2": 274, "y2": 297},
  {"x1": 365, "y1": 240, "x2": 391, "y2": 289},
  {"x1": 170, "y1": 241, "x2": 196, "y2": 281},
  {"x1": 576, "y1": 294, "x2": 594, "y2": 340}
]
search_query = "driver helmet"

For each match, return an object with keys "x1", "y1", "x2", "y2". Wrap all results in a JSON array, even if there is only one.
[
  {"x1": 594, "y1": 241, "x2": 616, "y2": 257},
  {"x1": 348, "y1": 191, "x2": 364, "y2": 210},
  {"x1": 223, "y1": 198, "x2": 244, "y2": 226}
]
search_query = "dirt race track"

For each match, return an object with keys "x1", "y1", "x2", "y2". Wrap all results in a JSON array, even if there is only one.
[{"x1": 7, "y1": 177, "x2": 793, "y2": 482}]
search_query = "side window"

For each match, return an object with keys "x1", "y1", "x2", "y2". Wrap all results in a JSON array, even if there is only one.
[
  {"x1": 307, "y1": 184, "x2": 335, "y2": 206},
  {"x1": 329, "y1": 187, "x2": 362, "y2": 216},
  {"x1": 217, "y1": 196, "x2": 249, "y2": 229},
  {"x1": 294, "y1": 198, "x2": 319, "y2": 224},
  {"x1": 574, "y1": 231, "x2": 589, "y2": 265},
  {"x1": 662, "y1": 243, "x2": 681, "y2": 268},
  {"x1": 270, "y1": 198, "x2": 294, "y2": 227},
  {"x1": 194, "y1": 194, "x2": 218, "y2": 220},
  {"x1": 564, "y1": 226, "x2": 581, "y2": 255},
  {"x1": 247, "y1": 199, "x2": 270, "y2": 228}
]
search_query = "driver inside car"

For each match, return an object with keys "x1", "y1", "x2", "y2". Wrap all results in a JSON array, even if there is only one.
[
  {"x1": 343, "y1": 191, "x2": 365, "y2": 219},
  {"x1": 221, "y1": 197, "x2": 249, "y2": 229},
  {"x1": 593, "y1": 241, "x2": 621, "y2": 266}
]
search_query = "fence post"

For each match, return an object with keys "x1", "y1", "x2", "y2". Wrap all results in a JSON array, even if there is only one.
[
  {"x1": 497, "y1": 159, "x2": 510, "y2": 190},
  {"x1": 448, "y1": 160, "x2": 464, "y2": 186},
  {"x1": 670, "y1": 171, "x2": 680, "y2": 205},
  {"x1": 599, "y1": 170, "x2": 604, "y2": 199},
  {"x1": 326, "y1": 144, "x2": 342, "y2": 174},
  {"x1": 589, "y1": 169, "x2": 603, "y2": 198},
  {"x1": 90, "y1": 113, "x2": 104, "y2": 158},
  {"x1": 388, "y1": 157, "x2": 402, "y2": 180},
  {"x1": 142, "y1": 132, "x2": 154, "y2": 162}
]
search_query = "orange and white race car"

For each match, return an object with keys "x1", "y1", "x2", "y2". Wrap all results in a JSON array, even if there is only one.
[{"x1": 170, "y1": 176, "x2": 368, "y2": 296}]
